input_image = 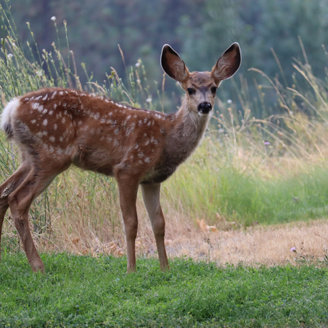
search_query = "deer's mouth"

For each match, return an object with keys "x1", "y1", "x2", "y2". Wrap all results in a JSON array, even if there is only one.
[{"x1": 197, "y1": 102, "x2": 212, "y2": 115}]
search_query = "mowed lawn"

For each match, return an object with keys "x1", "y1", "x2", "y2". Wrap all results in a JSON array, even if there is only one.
[{"x1": 0, "y1": 252, "x2": 328, "y2": 327}]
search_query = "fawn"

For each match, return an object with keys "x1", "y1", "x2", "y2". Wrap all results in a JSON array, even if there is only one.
[{"x1": 0, "y1": 43, "x2": 241, "y2": 273}]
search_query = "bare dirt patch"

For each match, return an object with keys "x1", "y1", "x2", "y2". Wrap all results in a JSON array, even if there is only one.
[{"x1": 3, "y1": 198, "x2": 328, "y2": 267}]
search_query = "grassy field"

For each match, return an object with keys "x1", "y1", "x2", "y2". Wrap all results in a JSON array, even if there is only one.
[
  {"x1": 2, "y1": 4, "x2": 328, "y2": 327},
  {"x1": 1, "y1": 253, "x2": 328, "y2": 327}
]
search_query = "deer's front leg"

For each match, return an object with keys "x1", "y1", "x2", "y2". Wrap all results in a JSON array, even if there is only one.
[
  {"x1": 116, "y1": 174, "x2": 139, "y2": 273},
  {"x1": 141, "y1": 183, "x2": 169, "y2": 271}
]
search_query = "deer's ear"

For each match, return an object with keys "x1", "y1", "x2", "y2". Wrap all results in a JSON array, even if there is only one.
[
  {"x1": 161, "y1": 44, "x2": 189, "y2": 83},
  {"x1": 211, "y1": 43, "x2": 241, "y2": 84}
]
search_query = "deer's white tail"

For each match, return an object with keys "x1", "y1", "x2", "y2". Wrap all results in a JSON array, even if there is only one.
[{"x1": 1, "y1": 98, "x2": 20, "y2": 139}]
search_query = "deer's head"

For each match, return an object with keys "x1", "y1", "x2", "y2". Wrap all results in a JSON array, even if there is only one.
[{"x1": 161, "y1": 43, "x2": 241, "y2": 116}]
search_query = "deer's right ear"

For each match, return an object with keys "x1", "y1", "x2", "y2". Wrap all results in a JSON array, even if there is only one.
[{"x1": 161, "y1": 44, "x2": 189, "y2": 83}]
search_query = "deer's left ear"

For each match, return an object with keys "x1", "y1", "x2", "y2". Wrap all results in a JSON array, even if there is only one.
[{"x1": 211, "y1": 43, "x2": 241, "y2": 84}]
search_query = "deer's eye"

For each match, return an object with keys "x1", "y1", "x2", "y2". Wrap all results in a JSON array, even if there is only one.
[
  {"x1": 211, "y1": 86, "x2": 217, "y2": 94},
  {"x1": 187, "y1": 88, "x2": 196, "y2": 96}
]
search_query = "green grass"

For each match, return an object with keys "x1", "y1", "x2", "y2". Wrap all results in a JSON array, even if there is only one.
[
  {"x1": 167, "y1": 159, "x2": 328, "y2": 226},
  {"x1": 1, "y1": 253, "x2": 328, "y2": 327}
]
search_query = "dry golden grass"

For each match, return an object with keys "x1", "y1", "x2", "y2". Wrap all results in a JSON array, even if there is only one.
[{"x1": 3, "y1": 193, "x2": 328, "y2": 267}]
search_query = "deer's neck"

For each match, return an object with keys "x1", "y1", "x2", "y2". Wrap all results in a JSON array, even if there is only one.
[{"x1": 166, "y1": 97, "x2": 210, "y2": 163}]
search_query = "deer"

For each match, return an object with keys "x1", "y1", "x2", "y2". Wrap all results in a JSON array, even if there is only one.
[{"x1": 0, "y1": 42, "x2": 241, "y2": 273}]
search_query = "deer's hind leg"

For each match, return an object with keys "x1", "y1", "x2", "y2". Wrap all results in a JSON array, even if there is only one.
[
  {"x1": 0, "y1": 163, "x2": 31, "y2": 261},
  {"x1": 7, "y1": 161, "x2": 64, "y2": 272}
]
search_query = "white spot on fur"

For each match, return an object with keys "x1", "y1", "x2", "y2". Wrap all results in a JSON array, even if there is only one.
[
  {"x1": 144, "y1": 157, "x2": 150, "y2": 163},
  {"x1": 43, "y1": 94, "x2": 48, "y2": 101},
  {"x1": 62, "y1": 117, "x2": 66, "y2": 123},
  {"x1": 54, "y1": 124, "x2": 57, "y2": 130},
  {"x1": 31, "y1": 102, "x2": 39, "y2": 110},
  {"x1": 113, "y1": 140, "x2": 119, "y2": 147},
  {"x1": 31, "y1": 119, "x2": 36, "y2": 124},
  {"x1": 49, "y1": 136, "x2": 55, "y2": 142},
  {"x1": 42, "y1": 108, "x2": 48, "y2": 114},
  {"x1": 51, "y1": 91, "x2": 57, "y2": 99},
  {"x1": 49, "y1": 110, "x2": 53, "y2": 115},
  {"x1": 38, "y1": 105, "x2": 44, "y2": 112},
  {"x1": 43, "y1": 119, "x2": 48, "y2": 126},
  {"x1": 54, "y1": 104, "x2": 57, "y2": 109},
  {"x1": 126, "y1": 125, "x2": 135, "y2": 136},
  {"x1": 59, "y1": 91, "x2": 63, "y2": 95}
]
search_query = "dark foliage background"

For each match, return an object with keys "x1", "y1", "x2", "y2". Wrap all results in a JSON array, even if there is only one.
[{"x1": 3, "y1": 0, "x2": 328, "y2": 115}]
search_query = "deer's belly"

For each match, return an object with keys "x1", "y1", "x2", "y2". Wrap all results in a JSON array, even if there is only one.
[{"x1": 141, "y1": 163, "x2": 178, "y2": 184}]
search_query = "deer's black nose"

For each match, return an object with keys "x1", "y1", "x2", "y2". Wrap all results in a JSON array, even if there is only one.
[{"x1": 198, "y1": 102, "x2": 212, "y2": 114}]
